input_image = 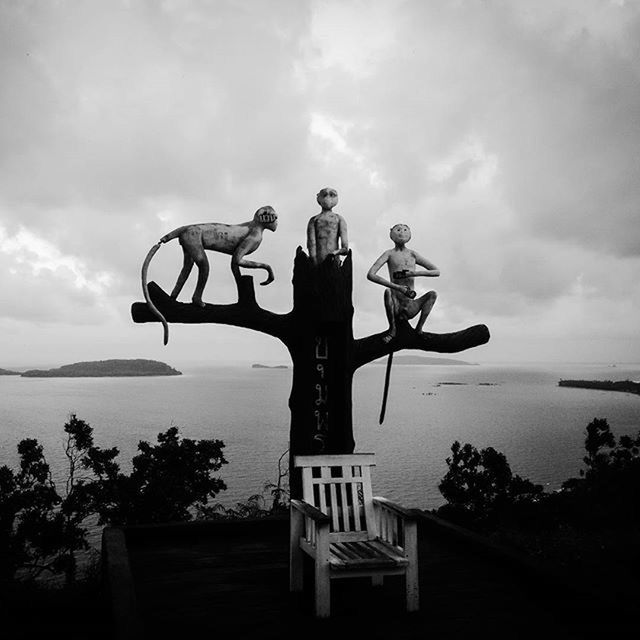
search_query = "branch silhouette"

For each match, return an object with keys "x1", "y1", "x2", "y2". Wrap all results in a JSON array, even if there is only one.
[
  {"x1": 352, "y1": 321, "x2": 490, "y2": 371},
  {"x1": 131, "y1": 277, "x2": 292, "y2": 342}
]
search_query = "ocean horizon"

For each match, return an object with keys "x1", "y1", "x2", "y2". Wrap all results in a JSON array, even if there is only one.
[{"x1": 2, "y1": 361, "x2": 639, "y2": 515}]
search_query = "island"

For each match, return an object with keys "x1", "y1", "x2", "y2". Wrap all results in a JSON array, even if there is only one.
[
  {"x1": 251, "y1": 363, "x2": 288, "y2": 369},
  {"x1": 21, "y1": 359, "x2": 182, "y2": 378},
  {"x1": 0, "y1": 368, "x2": 20, "y2": 375},
  {"x1": 559, "y1": 379, "x2": 640, "y2": 396},
  {"x1": 374, "y1": 355, "x2": 474, "y2": 366}
]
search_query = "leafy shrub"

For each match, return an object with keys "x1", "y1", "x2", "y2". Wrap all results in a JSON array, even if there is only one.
[
  {"x1": 84, "y1": 426, "x2": 228, "y2": 526},
  {"x1": 436, "y1": 417, "x2": 640, "y2": 545},
  {"x1": 0, "y1": 417, "x2": 95, "y2": 584},
  {"x1": 200, "y1": 449, "x2": 289, "y2": 520},
  {"x1": 437, "y1": 440, "x2": 544, "y2": 528},
  {"x1": 558, "y1": 418, "x2": 640, "y2": 526},
  {"x1": 0, "y1": 415, "x2": 229, "y2": 583}
]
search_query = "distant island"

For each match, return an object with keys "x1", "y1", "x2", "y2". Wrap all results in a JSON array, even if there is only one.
[
  {"x1": 251, "y1": 363, "x2": 288, "y2": 369},
  {"x1": 374, "y1": 355, "x2": 474, "y2": 366},
  {"x1": 0, "y1": 368, "x2": 20, "y2": 376},
  {"x1": 559, "y1": 379, "x2": 640, "y2": 396},
  {"x1": 21, "y1": 359, "x2": 182, "y2": 378}
]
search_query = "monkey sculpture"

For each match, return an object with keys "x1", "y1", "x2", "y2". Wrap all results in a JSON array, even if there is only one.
[
  {"x1": 306, "y1": 187, "x2": 349, "y2": 265},
  {"x1": 367, "y1": 223, "x2": 439, "y2": 344},
  {"x1": 141, "y1": 206, "x2": 278, "y2": 345}
]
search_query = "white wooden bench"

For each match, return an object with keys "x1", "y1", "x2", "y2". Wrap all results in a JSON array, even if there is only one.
[{"x1": 289, "y1": 453, "x2": 419, "y2": 617}]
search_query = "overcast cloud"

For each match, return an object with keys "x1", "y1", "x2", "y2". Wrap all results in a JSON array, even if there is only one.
[{"x1": 1, "y1": 0, "x2": 639, "y2": 367}]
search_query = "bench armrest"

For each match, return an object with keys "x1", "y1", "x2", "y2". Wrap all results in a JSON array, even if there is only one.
[
  {"x1": 373, "y1": 496, "x2": 416, "y2": 521},
  {"x1": 290, "y1": 499, "x2": 330, "y2": 525}
]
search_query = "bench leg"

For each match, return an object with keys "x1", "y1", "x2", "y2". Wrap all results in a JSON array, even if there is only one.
[
  {"x1": 405, "y1": 566, "x2": 419, "y2": 612},
  {"x1": 404, "y1": 522, "x2": 419, "y2": 612},
  {"x1": 314, "y1": 562, "x2": 330, "y2": 618},
  {"x1": 289, "y1": 510, "x2": 304, "y2": 592},
  {"x1": 371, "y1": 575, "x2": 383, "y2": 587}
]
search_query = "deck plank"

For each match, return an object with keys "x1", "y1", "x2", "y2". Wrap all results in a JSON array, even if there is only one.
[{"x1": 122, "y1": 517, "x2": 619, "y2": 639}]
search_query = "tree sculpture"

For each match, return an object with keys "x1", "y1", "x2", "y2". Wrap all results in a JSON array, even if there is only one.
[{"x1": 132, "y1": 190, "x2": 490, "y2": 496}]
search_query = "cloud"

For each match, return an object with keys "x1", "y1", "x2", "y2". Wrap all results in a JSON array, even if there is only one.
[
  {"x1": 0, "y1": 224, "x2": 113, "y2": 323},
  {"x1": 0, "y1": 0, "x2": 638, "y2": 362}
]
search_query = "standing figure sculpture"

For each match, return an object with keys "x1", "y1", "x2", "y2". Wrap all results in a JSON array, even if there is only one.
[
  {"x1": 367, "y1": 223, "x2": 439, "y2": 344},
  {"x1": 141, "y1": 206, "x2": 278, "y2": 345},
  {"x1": 306, "y1": 187, "x2": 349, "y2": 265}
]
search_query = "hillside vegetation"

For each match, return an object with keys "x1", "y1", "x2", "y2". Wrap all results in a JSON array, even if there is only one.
[{"x1": 21, "y1": 359, "x2": 181, "y2": 377}]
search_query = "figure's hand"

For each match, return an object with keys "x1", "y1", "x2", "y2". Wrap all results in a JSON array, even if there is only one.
[
  {"x1": 402, "y1": 286, "x2": 416, "y2": 299},
  {"x1": 393, "y1": 269, "x2": 414, "y2": 280},
  {"x1": 261, "y1": 268, "x2": 275, "y2": 286}
]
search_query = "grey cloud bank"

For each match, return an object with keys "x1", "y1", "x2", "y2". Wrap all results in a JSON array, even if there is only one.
[{"x1": 0, "y1": 0, "x2": 639, "y2": 365}]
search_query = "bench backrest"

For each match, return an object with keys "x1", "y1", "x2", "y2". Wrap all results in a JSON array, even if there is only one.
[{"x1": 295, "y1": 454, "x2": 377, "y2": 542}]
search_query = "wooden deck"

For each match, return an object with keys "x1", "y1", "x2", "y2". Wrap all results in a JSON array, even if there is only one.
[{"x1": 108, "y1": 514, "x2": 634, "y2": 639}]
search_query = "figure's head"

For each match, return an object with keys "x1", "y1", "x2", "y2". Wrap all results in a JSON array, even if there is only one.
[
  {"x1": 317, "y1": 187, "x2": 338, "y2": 211},
  {"x1": 390, "y1": 223, "x2": 411, "y2": 244},
  {"x1": 255, "y1": 206, "x2": 278, "y2": 231}
]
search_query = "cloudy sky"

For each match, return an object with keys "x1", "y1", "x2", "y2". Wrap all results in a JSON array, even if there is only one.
[{"x1": 1, "y1": 0, "x2": 639, "y2": 367}]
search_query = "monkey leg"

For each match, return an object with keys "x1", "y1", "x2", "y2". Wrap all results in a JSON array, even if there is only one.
[
  {"x1": 382, "y1": 289, "x2": 398, "y2": 344},
  {"x1": 170, "y1": 253, "x2": 195, "y2": 300},
  {"x1": 191, "y1": 248, "x2": 210, "y2": 307},
  {"x1": 414, "y1": 290, "x2": 438, "y2": 333}
]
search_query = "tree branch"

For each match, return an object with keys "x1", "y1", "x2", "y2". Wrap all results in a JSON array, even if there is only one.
[
  {"x1": 352, "y1": 320, "x2": 490, "y2": 371},
  {"x1": 131, "y1": 278, "x2": 292, "y2": 342}
]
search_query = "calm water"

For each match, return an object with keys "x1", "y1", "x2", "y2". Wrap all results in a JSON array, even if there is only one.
[{"x1": 1, "y1": 363, "x2": 639, "y2": 515}]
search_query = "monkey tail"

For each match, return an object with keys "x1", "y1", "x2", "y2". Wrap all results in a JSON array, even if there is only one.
[
  {"x1": 141, "y1": 241, "x2": 170, "y2": 345},
  {"x1": 160, "y1": 226, "x2": 188, "y2": 243}
]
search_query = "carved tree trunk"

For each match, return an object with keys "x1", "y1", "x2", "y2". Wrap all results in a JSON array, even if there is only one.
[
  {"x1": 287, "y1": 250, "x2": 356, "y2": 468},
  {"x1": 131, "y1": 249, "x2": 490, "y2": 499}
]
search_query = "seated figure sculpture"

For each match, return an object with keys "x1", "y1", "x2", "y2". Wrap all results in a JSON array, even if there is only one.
[
  {"x1": 367, "y1": 223, "x2": 439, "y2": 343},
  {"x1": 306, "y1": 187, "x2": 349, "y2": 265}
]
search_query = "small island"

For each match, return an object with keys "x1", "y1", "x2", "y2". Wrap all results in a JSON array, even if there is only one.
[
  {"x1": 0, "y1": 368, "x2": 20, "y2": 376},
  {"x1": 21, "y1": 359, "x2": 182, "y2": 378},
  {"x1": 559, "y1": 379, "x2": 640, "y2": 396},
  {"x1": 251, "y1": 363, "x2": 288, "y2": 369},
  {"x1": 374, "y1": 355, "x2": 474, "y2": 366}
]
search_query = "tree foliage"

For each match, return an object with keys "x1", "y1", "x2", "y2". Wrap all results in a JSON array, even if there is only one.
[
  {"x1": 0, "y1": 418, "x2": 93, "y2": 583},
  {"x1": 83, "y1": 426, "x2": 227, "y2": 526},
  {"x1": 1, "y1": 415, "x2": 228, "y2": 583},
  {"x1": 437, "y1": 440, "x2": 543, "y2": 528},
  {"x1": 200, "y1": 448, "x2": 289, "y2": 520},
  {"x1": 437, "y1": 417, "x2": 640, "y2": 531},
  {"x1": 559, "y1": 417, "x2": 640, "y2": 526}
]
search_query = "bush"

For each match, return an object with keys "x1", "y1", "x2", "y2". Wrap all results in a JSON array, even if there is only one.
[
  {"x1": 0, "y1": 415, "x2": 229, "y2": 583},
  {"x1": 435, "y1": 418, "x2": 640, "y2": 576},
  {"x1": 84, "y1": 426, "x2": 228, "y2": 526},
  {"x1": 437, "y1": 440, "x2": 543, "y2": 528},
  {"x1": 0, "y1": 417, "x2": 97, "y2": 584},
  {"x1": 200, "y1": 449, "x2": 289, "y2": 520},
  {"x1": 559, "y1": 418, "x2": 640, "y2": 526}
]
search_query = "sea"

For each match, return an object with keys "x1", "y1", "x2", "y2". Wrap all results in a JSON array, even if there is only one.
[{"x1": 2, "y1": 362, "x2": 639, "y2": 530}]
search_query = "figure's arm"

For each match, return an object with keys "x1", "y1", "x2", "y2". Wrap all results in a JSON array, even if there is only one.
[
  {"x1": 404, "y1": 251, "x2": 440, "y2": 278},
  {"x1": 232, "y1": 234, "x2": 274, "y2": 285},
  {"x1": 306, "y1": 217, "x2": 317, "y2": 262},
  {"x1": 367, "y1": 252, "x2": 414, "y2": 297},
  {"x1": 332, "y1": 215, "x2": 349, "y2": 257}
]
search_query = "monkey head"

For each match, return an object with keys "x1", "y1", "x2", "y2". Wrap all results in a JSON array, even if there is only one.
[
  {"x1": 254, "y1": 206, "x2": 278, "y2": 231},
  {"x1": 316, "y1": 187, "x2": 338, "y2": 211},
  {"x1": 390, "y1": 223, "x2": 411, "y2": 244}
]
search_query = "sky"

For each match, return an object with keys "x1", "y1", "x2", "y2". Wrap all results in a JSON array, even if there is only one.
[{"x1": 1, "y1": 0, "x2": 639, "y2": 368}]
